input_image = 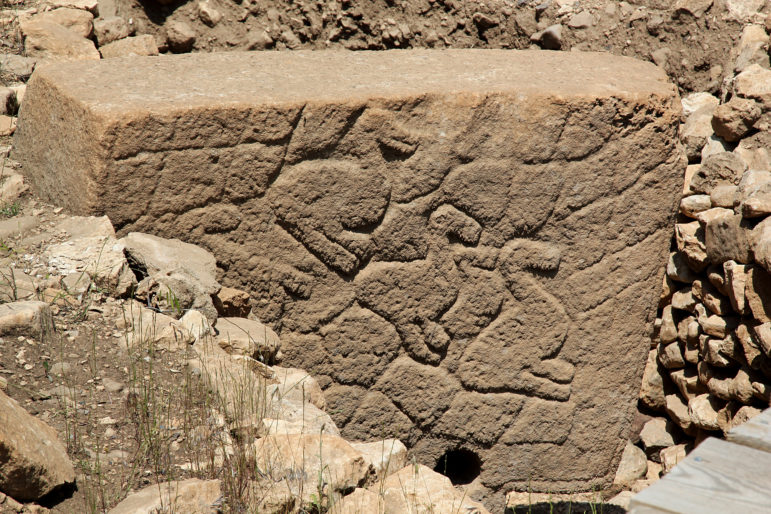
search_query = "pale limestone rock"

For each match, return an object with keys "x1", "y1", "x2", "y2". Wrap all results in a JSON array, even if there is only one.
[
  {"x1": 198, "y1": 1, "x2": 222, "y2": 27},
  {"x1": 0, "y1": 115, "x2": 16, "y2": 137},
  {"x1": 734, "y1": 64, "x2": 771, "y2": 107},
  {"x1": 688, "y1": 394, "x2": 722, "y2": 431},
  {"x1": 260, "y1": 397, "x2": 339, "y2": 437},
  {"x1": 703, "y1": 337, "x2": 732, "y2": 367},
  {"x1": 671, "y1": 287, "x2": 697, "y2": 312},
  {"x1": 738, "y1": 169, "x2": 771, "y2": 195},
  {"x1": 0, "y1": 268, "x2": 37, "y2": 302},
  {"x1": 736, "y1": 323, "x2": 763, "y2": 366},
  {"x1": 351, "y1": 439, "x2": 408, "y2": 480},
  {"x1": 252, "y1": 434, "x2": 371, "y2": 505},
  {"x1": 731, "y1": 405, "x2": 762, "y2": 429},
  {"x1": 753, "y1": 381, "x2": 771, "y2": 403},
  {"x1": 741, "y1": 183, "x2": 771, "y2": 218},
  {"x1": 732, "y1": 24, "x2": 769, "y2": 73},
  {"x1": 692, "y1": 279, "x2": 730, "y2": 315},
  {"x1": 751, "y1": 217, "x2": 771, "y2": 273},
  {"x1": 667, "y1": 252, "x2": 698, "y2": 283},
  {"x1": 179, "y1": 309, "x2": 212, "y2": 341},
  {"x1": 270, "y1": 366, "x2": 326, "y2": 411},
  {"x1": 712, "y1": 97, "x2": 761, "y2": 142},
  {"x1": 99, "y1": 35, "x2": 158, "y2": 58},
  {"x1": 746, "y1": 266, "x2": 771, "y2": 323},
  {"x1": 93, "y1": 16, "x2": 130, "y2": 46},
  {"x1": 22, "y1": 20, "x2": 99, "y2": 62},
  {"x1": 647, "y1": 460, "x2": 663, "y2": 481},
  {"x1": 639, "y1": 418, "x2": 676, "y2": 461},
  {"x1": 608, "y1": 491, "x2": 635, "y2": 510},
  {"x1": 691, "y1": 152, "x2": 747, "y2": 195},
  {"x1": 0, "y1": 54, "x2": 36, "y2": 81},
  {"x1": 681, "y1": 92, "x2": 719, "y2": 118},
  {"x1": 752, "y1": 322, "x2": 771, "y2": 355},
  {"x1": 45, "y1": 235, "x2": 135, "y2": 296},
  {"x1": 710, "y1": 184, "x2": 737, "y2": 208},
  {"x1": 22, "y1": 8, "x2": 94, "y2": 39},
  {"x1": 330, "y1": 488, "x2": 383, "y2": 514},
  {"x1": 680, "y1": 105, "x2": 716, "y2": 162},
  {"x1": 670, "y1": 368, "x2": 706, "y2": 401},
  {"x1": 659, "y1": 305, "x2": 677, "y2": 343},
  {"x1": 735, "y1": 140, "x2": 771, "y2": 171},
  {"x1": 724, "y1": 0, "x2": 766, "y2": 23},
  {"x1": 701, "y1": 315, "x2": 729, "y2": 338},
  {"x1": 215, "y1": 316, "x2": 281, "y2": 363},
  {"x1": 679, "y1": 194, "x2": 711, "y2": 218},
  {"x1": 683, "y1": 164, "x2": 701, "y2": 194},
  {"x1": 108, "y1": 479, "x2": 221, "y2": 514},
  {"x1": 724, "y1": 261, "x2": 748, "y2": 314},
  {"x1": 119, "y1": 300, "x2": 194, "y2": 351},
  {"x1": 54, "y1": 214, "x2": 115, "y2": 239},
  {"x1": 640, "y1": 349, "x2": 666, "y2": 411},
  {"x1": 374, "y1": 464, "x2": 490, "y2": 514},
  {"x1": 47, "y1": 0, "x2": 99, "y2": 13},
  {"x1": 0, "y1": 301, "x2": 53, "y2": 339},
  {"x1": 189, "y1": 333, "x2": 276, "y2": 430},
  {"x1": 659, "y1": 342, "x2": 685, "y2": 369},
  {"x1": 674, "y1": 0, "x2": 713, "y2": 18},
  {"x1": 0, "y1": 174, "x2": 27, "y2": 204},
  {"x1": 675, "y1": 222, "x2": 708, "y2": 272},
  {"x1": 700, "y1": 135, "x2": 733, "y2": 162},
  {"x1": 665, "y1": 393, "x2": 693, "y2": 434},
  {"x1": 613, "y1": 441, "x2": 647, "y2": 486},
  {"x1": 122, "y1": 232, "x2": 220, "y2": 320},
  {"x1": 0, "y1": 389, "x2": 75, "y2": 500},
  {"x1": 190, "y1": 332, "x2": 337, "y2": 438},
  {"x1": 660, "y1": 444, "x2": 687, "y2": 474}
]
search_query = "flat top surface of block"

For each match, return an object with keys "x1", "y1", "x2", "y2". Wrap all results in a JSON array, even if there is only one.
[{"x1": 35, "y1": 49, "x2": 673, "y2": 113}]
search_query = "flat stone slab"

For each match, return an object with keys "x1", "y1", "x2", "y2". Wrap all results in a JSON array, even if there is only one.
[{"x1": 14, "y1": 50, "x2": 683, "y2": 508}]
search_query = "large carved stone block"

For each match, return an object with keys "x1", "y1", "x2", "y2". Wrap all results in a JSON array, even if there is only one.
[{"x1": 15, "y1": 50, "x2": 684, "y2": 507}]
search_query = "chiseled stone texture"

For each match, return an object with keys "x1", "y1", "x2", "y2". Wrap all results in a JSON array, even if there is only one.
[{"x1": 14, "y1": 50, "x2": 683, "y2": 507}]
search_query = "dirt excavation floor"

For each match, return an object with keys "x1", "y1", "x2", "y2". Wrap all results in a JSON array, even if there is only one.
[{"x1": 0, "y1": 0, "x2": 770, "y2": 513}]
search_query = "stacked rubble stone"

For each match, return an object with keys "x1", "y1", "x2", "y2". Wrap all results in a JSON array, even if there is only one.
[{"x1": 642, "y1": 21, "x2": 771, "y2": 440}]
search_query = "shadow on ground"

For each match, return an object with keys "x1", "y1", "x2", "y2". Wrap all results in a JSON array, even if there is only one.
[{"x1": 507, "y1": 502, "x2": 626, "y2": 514}]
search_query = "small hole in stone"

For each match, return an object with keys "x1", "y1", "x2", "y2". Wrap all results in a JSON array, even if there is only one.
[{"x1": 434, "y1": 448, "x2": 482, "y2": 485}]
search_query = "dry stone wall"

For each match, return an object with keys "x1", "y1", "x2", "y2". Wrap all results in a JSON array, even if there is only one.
[
  {"x1": 641, "y1": 23, "x2": 771, "y2": 440},
  {"x1": 13, "y1": 49, "x2": 684, "y2": 505}
]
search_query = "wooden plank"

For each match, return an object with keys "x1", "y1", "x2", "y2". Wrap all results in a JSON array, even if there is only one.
[
  {"x1": 727, "y1": 408, "x2": 771, "y2": 454},
  {"x1": 629, "y1": 438, "x2": 771, "y2": 514}
]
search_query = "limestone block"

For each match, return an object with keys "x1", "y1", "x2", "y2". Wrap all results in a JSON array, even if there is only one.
[
  {"x1": 251, "y1": 434, "x2": 370, "y2": 506},
  {"x1": 374, "y1": 464, "x2": 490, "y2": 514},
  {"x1": 21, "y1": 8, "x2": 94, "y2": 39},
  {"x1": 350, "y1": 438, "x2": 407, "y2": 480},
  {"x1": 0, "y1": 389, "x2": 75, "y2": 500},
  {"x1": 99, "y1": 35, "x2": 158, "y2": 58},
  {"x1": 108, "y1": 479, "x2": 221, "y2": 514},
  {"x1": 0, "y1": 301, "x2": 54, "y2": 339},
  {"x1": 613, "y1": 441, "x2": 647, "y2": 486},
  {"x1": 22, "y1": 19, "x2": 99, "y2": 62},
  {"x1": 215, "y1": 316, "x2": 281, "y2": 363},
  {"x1": 93, "y1": 16, "x2": 130, "y2": 46},
  {"x1": 14, "y1": 50, "x2": 683, "y2": 501}
]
